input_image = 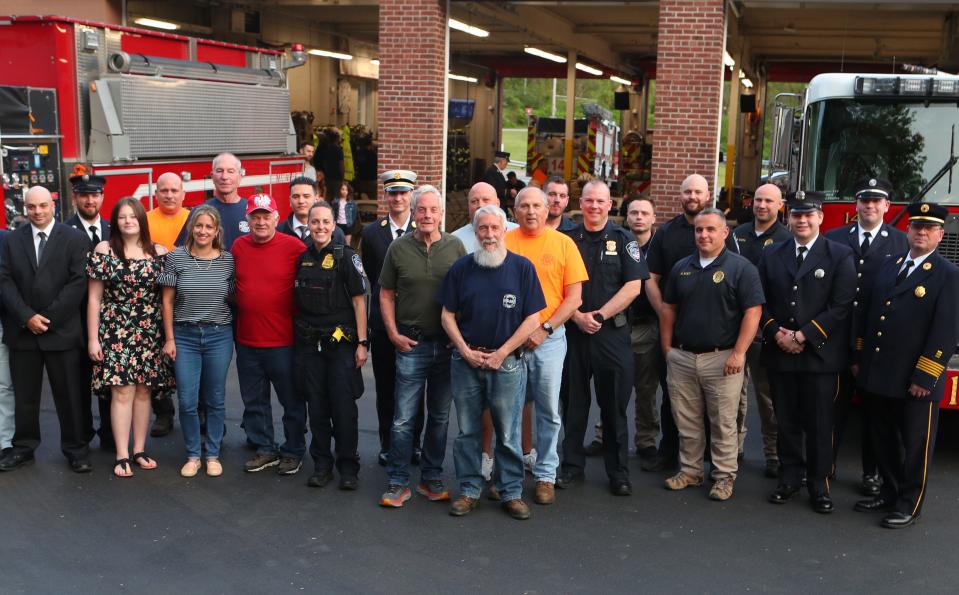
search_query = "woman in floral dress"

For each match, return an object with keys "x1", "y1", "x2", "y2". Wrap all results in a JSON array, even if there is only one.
[{"x1": 87, "y1": 197, "x2": 174, "y2": 477}]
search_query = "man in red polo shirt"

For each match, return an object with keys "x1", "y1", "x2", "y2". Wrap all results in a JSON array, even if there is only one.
[{"x1": 232, "y1": 193, "x2": 308, "y2": 476}]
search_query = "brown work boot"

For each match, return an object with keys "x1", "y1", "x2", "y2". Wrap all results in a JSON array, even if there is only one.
[
  {"x1": 533, "y1": 481, "x2": 555, "y2": 505},
  {"x1": 150, "y1": 414, "x2": 174, "y2": 438},
  {"x1": 664, "y1": 471, "x2": 704, "y2": 491},
  {"x1": 709, "y1": 477, "x2": 735, "y2": 501},
  {"x1": 449, "y1": 496, "x2": 480, "y2": 517},
  {"x1": 502, "y1": 498, "x2": 531, "y2": 520}
]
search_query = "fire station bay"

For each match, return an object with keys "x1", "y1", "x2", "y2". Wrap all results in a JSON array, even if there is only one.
[{"x1": 3, "y1": 0, "x2": 959, "y2": 411}]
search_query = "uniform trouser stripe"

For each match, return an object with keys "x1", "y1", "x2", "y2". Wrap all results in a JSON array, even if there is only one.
[{"x1": 912, "y1": 402, "x2": 934, "y2": 516}]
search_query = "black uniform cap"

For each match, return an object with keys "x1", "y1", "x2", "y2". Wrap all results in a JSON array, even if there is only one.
[
  {"x1": 853, "y1": 177, "x2": 893, "y2": 201},
  {"x1": 907, "y1": 202, "x2": 949, "y2": 226},
  {"x1": 785, "y1": 190, "x2": 825, "y2": 213},
  {"x1": 69, "y1": 174, "x2": 107, "y2": 194}
]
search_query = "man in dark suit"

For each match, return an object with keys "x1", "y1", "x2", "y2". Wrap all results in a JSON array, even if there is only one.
[
  {"x1": 65, "y1": 173, "x2": 114, "y2": 448},
  {"x1": 0, "y1": 186, "x2": 92, "y2": 472},
  {"x1": 278, "y1": 176, "x2": 345, "y2": 245},
  {"x1": 759, "y1": 190, "x2": 856, "y2": 513},
  {"x1": 360, "y1": 169, "x2": 424, "y2": 466},
  {"x1": 853, "y1": 202, "x2": 959, "y2": 528},
  {"x1": 483, "y1": 151, "x2": 510, "y2": 205},
  {"x1": 824, "y1": 177, "x2": 907, "y2": 496}
]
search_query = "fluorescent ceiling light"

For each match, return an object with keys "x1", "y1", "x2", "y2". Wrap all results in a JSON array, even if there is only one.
[
  {"x1": 449, "y1": 18, "x2": 489, "y2": 38},
  {"x1": 524, "y1": 47, "x2": 566, "y2": 64},
  {"x1": 723, "y1": 51, "x2": 735, "y2": 67},
  {"x1": 610, "y1": 75, "x2": 632, "y2": 85},
  {"x1": 134, "y1": 17, "x2": 179, "y2": 31},
  {"x1": 308, "y1": 49, "x2": 353, "y2": 60},
  {"x1": 742, "y1": 78, "x2": 754, "y2": 88},
  {"x1": 448, "y1": 73, "x2": 478, "y2": 83},
  {"x1": 576, "y1": 63, "x2": 603, "y2": 76},
  {"x1": 370, "y1": 59, "x2": 380, "y2": 66}
]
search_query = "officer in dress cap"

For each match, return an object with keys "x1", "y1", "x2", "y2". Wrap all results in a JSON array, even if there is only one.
[
  {"x1": 759, "y1": 189, "x2": 857, "y2": 514},
  {"x1": 825, "y1": 176, "x2": 907, "y2": 497},
  {"x1": 853, "y1": 201, "x2": 959, "y2": 528},
  {"x1": 483, "y1": 152, "x2": 511, "y2": 204},
  {"x1": 379, "y1": 170, "x2": 417, "y2": 194},
  {"x1": 69, "y1": 173, "x2": 107, "y2": 195}
]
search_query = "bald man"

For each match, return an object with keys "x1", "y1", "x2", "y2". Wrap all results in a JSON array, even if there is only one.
[
  {"x1": 451, "y1": 182, "x2": 518, "y2": 254},
  {"x1": 732, "y1": 183, "x2": 790, "y2": 477},
  {"x1": 644, "y1": 174, "x2": 736, "y2": 470},
  {"x1": 147, "y1": 173, "x2": 189, "y2": 251}
]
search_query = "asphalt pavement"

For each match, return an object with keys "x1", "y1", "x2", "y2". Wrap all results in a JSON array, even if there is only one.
[{"x1": 3, "y1": 360, "x2": 959, "y2": 594}]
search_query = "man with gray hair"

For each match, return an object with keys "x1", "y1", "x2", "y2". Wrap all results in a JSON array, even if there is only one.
[
  {"x1": 439, "y1": 204, "x2": 545, "y2": 519},
  {"x1": 660, "y1": 208, "x2": 764, "y2": 501},
  {"x1": 175, "y1": 152, "x2": 248, "y2": 249},
  {"x1": 378, "y1": 185, "x2": 466, "y2": 508}
]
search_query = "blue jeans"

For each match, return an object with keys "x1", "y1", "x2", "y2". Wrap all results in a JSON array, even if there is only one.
[
  {"x1": 524, "y1": 325, "x2": 567, "y2": 483},
  {"x1": 451, "y1": 350, "x2": 527, "y2": 501},
  {"x1": 235, "y1": 343, "x2": 306, "y2": 458},
  {"x1": 387, "y1": 339, "x2": 452, "y2": 486},
  {"x1": 173, "y1": 323, "x2": 233, "y2": 459}
]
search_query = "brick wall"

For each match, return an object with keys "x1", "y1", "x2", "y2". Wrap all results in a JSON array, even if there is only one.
[
  {"x1": 376, "y1": 0, "x2": 448, "y2": 215},
  {"x1": 650, "y1": 0, "x2": 726, "y2": 221}
]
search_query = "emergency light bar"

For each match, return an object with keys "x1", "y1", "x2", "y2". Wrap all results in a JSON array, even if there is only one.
[{"x1": 855, "y1": 76, "x2": 959, "y2": 98}]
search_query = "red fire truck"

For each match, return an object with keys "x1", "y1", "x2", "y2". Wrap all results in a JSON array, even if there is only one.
[
  {"x1": 0, "y1": 15, "x2": 307, "y2": 227},
  {"x1": 768, "y1": 72, "x2": 959, "y2": 408}
]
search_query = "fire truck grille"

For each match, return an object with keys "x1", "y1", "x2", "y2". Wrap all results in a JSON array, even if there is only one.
[{"x1": 940, "y1": 215, "x2": 959, "y2": 267}]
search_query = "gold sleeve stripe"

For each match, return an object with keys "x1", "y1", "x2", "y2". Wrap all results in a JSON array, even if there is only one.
[
  {"x1": 854, "y1": 338, "x2": 864, "y2": 351},
  {"x1": 811, "y1": 319, "x2": 827, "y2": 338},
  {"x1": 915, "y1": 363, "x2": 941, "y2": 377},
  {"x1": 916, "y1": 356, "x2": 945, "y2": 376},
  {"x1": 762, "y1": 318, "x2": 776, "y2": 330}
]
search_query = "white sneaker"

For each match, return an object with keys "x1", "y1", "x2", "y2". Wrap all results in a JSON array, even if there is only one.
[
  {"x1": 523, "y1": 449, "x2": 537, "y2": 472},
  {"x1": 482, "y1": 452, "x2": 494, "y2": 482}
]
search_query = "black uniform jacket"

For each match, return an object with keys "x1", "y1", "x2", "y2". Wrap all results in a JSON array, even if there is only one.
[
  {"x1": 824, "y1": 222, "x2": 907, "y2": 340},
  {"x1": 0, "y1": 223, "x2": 88, "y2": 351},
  {"x1": 855, "y1": 251, "x2": 959, "y2": 401},
  {"x1": 482, "y1": 165, "x2": 508, "y2": 203},
  {"x1": 758, "y1": 236, "x2": 857, "y2": 373},
  {"x1": 66, "y1": 214, "x2": 110, "y2": 248},
  {"x1": 360, "y1": 216, "x2": 414, "y2": 331}
]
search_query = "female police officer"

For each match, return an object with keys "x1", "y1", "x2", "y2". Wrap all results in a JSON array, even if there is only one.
[{"x1": 294, "y1": 200, "x2": 368, "y2": 490}]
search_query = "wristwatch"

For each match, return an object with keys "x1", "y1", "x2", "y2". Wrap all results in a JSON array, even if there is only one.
[
  {"x1": 358, "y1": 339, "x2": 371, "y2": 348},
  {"x1": 542, "y1": 322, "x2": 554, "y2": 335}
]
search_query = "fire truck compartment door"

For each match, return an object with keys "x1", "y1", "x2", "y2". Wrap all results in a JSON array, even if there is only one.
[{"x1": 87, "y1": 75, "x2": 295, "y2": 163}]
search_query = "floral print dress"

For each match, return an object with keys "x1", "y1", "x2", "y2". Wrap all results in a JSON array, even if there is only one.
[{"x1": 87, "y1": 251, "x2": 175, "y2": 397}]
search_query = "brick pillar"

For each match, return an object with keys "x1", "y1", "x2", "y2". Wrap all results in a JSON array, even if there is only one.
[
  {"x1": 650, "y1": 0, "x2": 726, "y2": 221},
  {"x1": 377, "y1": 0, "x2": 448, "y2": 215}
]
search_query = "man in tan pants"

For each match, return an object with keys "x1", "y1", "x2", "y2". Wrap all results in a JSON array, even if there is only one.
[{"x1": 660, "y1": 209, "x2": 763, "y2": 501}]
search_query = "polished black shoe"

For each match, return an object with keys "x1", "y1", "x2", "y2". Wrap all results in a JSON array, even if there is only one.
[
  {"x1": 610, "y1": 480, "x2": 632, "y2": 496},
  {"x1": 555, "y1": 470, "x2": 585, "y2": 490},
  {"x1": 768, "y1": 484, "x2": 799, "y2": 505},
  {"x1": 854, "y1": 495, "x2": 896, "y2": 513},
  {"x1": 377, "y1": 451, "x2": 388, "y2": 467},
  {"x1": 763, "y1": 459, "x2": 780, "y2": 479},
  {"x1": 307, "y1": 469, "x2": 334, "y2": 488},
  {"x1": 0, "y1": 450, "x2": 34, "y2": 471},
  {"x1": 339, "y1": 476, "x2": 359, "y2": 491},
  {"x1": 410, "y1": 447, "x2": 422, "y2": 465},
  {"x1": 584, "y1": 440, "x2": 603, "y2": 457},
  {"x1": 811, "y1": 493, "x2": 834, "y2": 514},
  {"x1": 860, "y1": 473, "x2": 882, "y2": 497},
  {"x1": 881, "y1": 511, "x2": 918, "y2": 529},
  {"x1": 69, "y1": 458, "x2": 93, "y2": 474}
]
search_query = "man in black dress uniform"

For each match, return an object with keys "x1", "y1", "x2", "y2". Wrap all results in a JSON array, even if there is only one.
[
  {"x1": 483, "y1": 151, "x2": 510, "y2": 205},
  {"x1": 853, "y1": 202, "x2": 959, "y2": 529},
  {"x1": 760, "y1": 190, "x2": 856, "y2": 513},
  {"x1": 824, "y1": 177, "x2": 907, "y2": 496},
  {"x1": 359, "y1": 170, "x2": 424, "y2": 466}
]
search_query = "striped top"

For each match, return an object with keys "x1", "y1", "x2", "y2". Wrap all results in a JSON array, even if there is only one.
[{"x1": 157, "y1": 247, "x2": 235, "y2": 325}]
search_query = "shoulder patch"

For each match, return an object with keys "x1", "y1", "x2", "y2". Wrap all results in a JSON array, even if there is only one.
[
  {"x1": 625, "y1": 240, "x2": 642, "y2": 262},
  {"x1": 352, "y1": 253, "x2": 365, "y2": 275}
]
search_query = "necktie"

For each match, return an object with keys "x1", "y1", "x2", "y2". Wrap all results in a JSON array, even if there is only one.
[
  {"x1": 896, "y1": 260, "x2": 914, "y2": 285},
  {"x1": 396, "y1": 228, "x2": 404, "y2": 239},
  {"x1": 299, "y1": 227, "x2": 309, "y2": 241},
  {"x1": 36, "y1": 231, "x2": 47, "y2": 266},
  {"x1": 796, "y1": 245, "x2": 807, "y2": 268},
  {"x1": 860, "y1": 231, "x2": 871, "y2": 255},
  {"x1": 89, "y1": 225, "x2": 100, "y2": 246}
]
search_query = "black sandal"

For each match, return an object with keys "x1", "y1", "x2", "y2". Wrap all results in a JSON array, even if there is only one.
[
  {"x1": 114, "y1": 458, "x2": 133, "y2": 477},
  {"x1": 132, "y1": 452, "x2": 156, "y2": 470}
]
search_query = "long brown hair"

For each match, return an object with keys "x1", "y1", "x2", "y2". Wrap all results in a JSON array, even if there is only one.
[
  {"x1": 109, "y1": 196, "x2": 157, "y2": 260},
  {"x1": 184, "y1": 204, "x2": 225, "y2": 254}
]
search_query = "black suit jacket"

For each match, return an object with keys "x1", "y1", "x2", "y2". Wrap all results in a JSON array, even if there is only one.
[
  {"x1": 66, "y1": 214, "x2": 110, "y2": 248},
  {"x1": 856, "y1": 251, "x2": 959, "y2": 401},
  {"x1": 360, "y1": 216, "x2": 413, "y2": 331},
  {"x1": 758, "y1": 236, "x2": 857, "y2": 373},
  {"x1": 824, "y1": 222, "x2": 907, "y2": 340},
  {"x1": 0, "y1": 223, "x2": 89, "y2": 351},
  {"x1": 483, "y1": 165, "x2": 508, "y2": 203}
]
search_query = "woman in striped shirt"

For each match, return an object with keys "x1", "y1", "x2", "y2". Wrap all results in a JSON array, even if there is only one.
[{"x1": 159, "y1": 205, "x2": 236, "y2": 478}]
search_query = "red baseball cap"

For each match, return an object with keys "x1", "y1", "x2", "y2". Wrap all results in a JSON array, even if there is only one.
[{"x1": 246, "y1": 193, "x2": 278, "y2": 215}]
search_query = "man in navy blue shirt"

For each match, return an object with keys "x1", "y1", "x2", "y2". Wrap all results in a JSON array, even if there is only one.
[{"x1": 439, "y1": 205, "x2": 545, "y2": 520}]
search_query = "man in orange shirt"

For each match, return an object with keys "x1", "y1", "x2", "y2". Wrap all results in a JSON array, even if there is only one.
[
  {"x1": 505, "y1": 187, "x2": 588, "y2": 505},
  {"x1": 146, "y1": 173, "x2": 189, "y2": 251}
]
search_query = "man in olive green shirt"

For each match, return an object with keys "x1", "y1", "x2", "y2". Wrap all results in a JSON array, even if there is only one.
[{"x1": 378, "y1": 185, "x2": 466, "y2": 508}]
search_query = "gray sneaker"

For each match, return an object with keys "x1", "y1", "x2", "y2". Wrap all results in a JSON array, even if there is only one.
[
  {"x1": 244, "y1": 452, "x2": 280, "y2": 473},
  {"x1": 276, "y1": 456, "x2": 303, "y2": 476}
]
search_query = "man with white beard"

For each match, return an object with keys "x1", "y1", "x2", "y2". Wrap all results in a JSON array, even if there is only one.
[{"x1": 439, "y1": 205, "x2": 546, "y2": 520}]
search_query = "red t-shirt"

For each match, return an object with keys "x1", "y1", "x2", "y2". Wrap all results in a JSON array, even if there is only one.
[{"x1": 232, "y1": 232, "x2": 306, "y2": 347}]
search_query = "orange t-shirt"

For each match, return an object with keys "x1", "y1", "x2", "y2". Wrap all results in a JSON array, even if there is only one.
[
  {"x1": 506, "y1": 227, "x2": 589, "y2": 323},
  {"x1": 147, "y1": 208, "x2": 190, "y2": 251}
]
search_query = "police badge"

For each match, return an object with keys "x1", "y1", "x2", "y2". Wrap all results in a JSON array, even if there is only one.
[{"x1": 712, "y1": 271, "x2": 725, "y2": 283}]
